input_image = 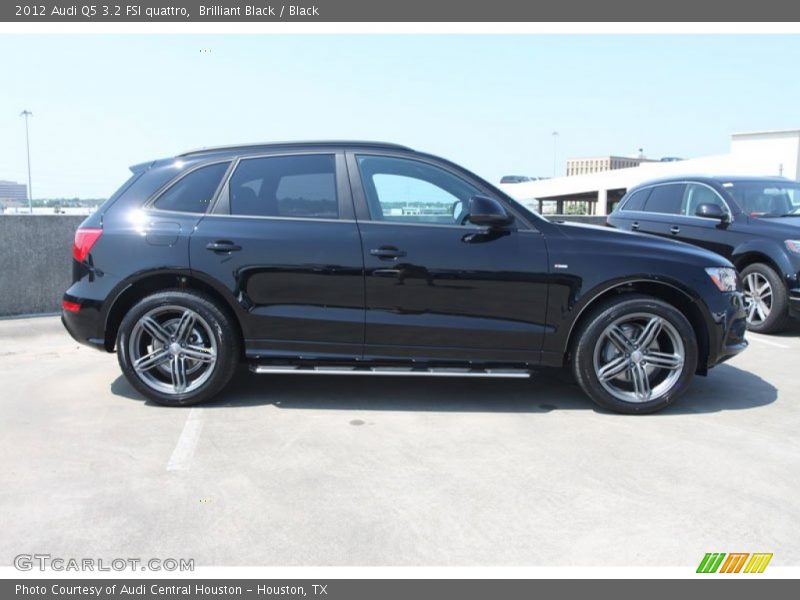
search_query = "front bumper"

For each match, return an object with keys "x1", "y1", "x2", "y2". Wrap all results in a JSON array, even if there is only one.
[
  {"x1": 788, "y1": 287, "x2": 800, "y2": 319},
  {"x1": 705, "y1": 291, "x2": 748, "y2": 369}
]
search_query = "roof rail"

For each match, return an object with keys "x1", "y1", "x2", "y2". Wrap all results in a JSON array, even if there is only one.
[{"x1": 178, "y1": 140, "x2": 413, "y2": 157}]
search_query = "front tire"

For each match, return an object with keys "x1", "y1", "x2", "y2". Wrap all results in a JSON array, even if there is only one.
[
  {"x1": 572, "y1": 294, "x2": 698, "y2": 414},
  {"x1": 117, "y1": 289, "x2": 240, "y2": 406},
  {"x1": 741, "y1": 263, "x2": 790, "y2": 334}
]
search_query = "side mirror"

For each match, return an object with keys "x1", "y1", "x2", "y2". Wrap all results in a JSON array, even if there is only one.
[
  {"x1": 467, "y1": 195, "x2": 513, "y2": 227},
  {"x1": 695, "y1": 203, "x2": 731, "y2": 223}
]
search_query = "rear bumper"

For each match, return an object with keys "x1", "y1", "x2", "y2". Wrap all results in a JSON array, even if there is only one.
[
  {"x1": 705, "y1": 291, "x2": 748, "y2": 369},
  {"x1": 61, "y1": 294, "x2": 108, "y2": 351}
]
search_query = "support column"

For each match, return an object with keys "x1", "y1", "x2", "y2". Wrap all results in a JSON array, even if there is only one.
[{"x1": 596, "y1": 189, "x2": 608, "y2": 216}]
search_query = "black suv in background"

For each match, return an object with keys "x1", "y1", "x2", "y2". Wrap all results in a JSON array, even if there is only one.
[
  {"x1": 63, "y1": 142, "x2": 747, "y2": 414},
  {"x1": 608, "y1": 176, "x2": 800, "y2": 333}
]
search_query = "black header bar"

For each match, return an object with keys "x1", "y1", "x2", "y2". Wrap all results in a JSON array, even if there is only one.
[{"x1": 3, "y1": 0, "x2": 800, "y2": 22}]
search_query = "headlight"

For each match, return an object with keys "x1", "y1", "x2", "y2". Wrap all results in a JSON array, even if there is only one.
[
  {"x1": 785, "y1": 240, "x2": 800, "y2": 254},
  {"x1": 705, "y1": 267, "x2": 738, "y2": 292}
]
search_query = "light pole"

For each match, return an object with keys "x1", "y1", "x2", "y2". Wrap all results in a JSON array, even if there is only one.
[
  {"x1": 20, "y1": 110, "x2": 33, "y2": 213},
  {"x1": 552, "y1": 131, "x2": 559, "y2": 177}
]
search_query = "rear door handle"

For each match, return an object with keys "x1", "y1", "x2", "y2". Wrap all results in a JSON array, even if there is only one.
[
  {"x1": 206, "y1": 240, "x2": 242, "y2": 253},
  {"x1": 631, "y1": 222, "x2": 640, "y2": 231},
  {"x1": 670, "y1": 226, "x2": 681, "y2": 235},
  {"x1": 370, "y1": 246, "x2": 406, "y2": 259}
]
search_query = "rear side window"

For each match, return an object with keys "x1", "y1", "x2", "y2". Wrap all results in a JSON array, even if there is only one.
[
  {"x1": 621, "y1": 188, "x2": 650, "y2": 211},
  {"x1": 154, "y1": 162, "x2": 229, "y2": 213},
  {"x1": 643, "y1": 184, "x2": 686, "y2": 214},
  {"x1": 229, "y1": 154, "x2": 338, "y2": 219}
]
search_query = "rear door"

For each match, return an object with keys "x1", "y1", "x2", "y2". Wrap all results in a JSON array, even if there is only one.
[
  {"x1": 189, "y1": 151, "x2": 365, "y2": 359},
  {"x1": 637, "y1": 183, "x2": 687, "y2": 239},
  {"x1": 608, "y1": 186, "x2": 651, "y2": 232}
]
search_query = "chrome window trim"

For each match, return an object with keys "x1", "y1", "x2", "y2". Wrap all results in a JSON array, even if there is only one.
[
  {"x1": 355, "y1": 219, "x2": 498, "y2": 232},
  {"x1": 191, "y1": 212, "x2": 357, "y2": 225},
  {"x1": 147, "y1": 209, "x2": 503, "y2": 230},
  {"x1": 620, "y1": 180, "x2": 734, "y2": 221}
]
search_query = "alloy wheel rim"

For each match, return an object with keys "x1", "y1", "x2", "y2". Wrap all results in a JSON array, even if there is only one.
[
  {"x1": 128, "y1": 305, "x2": 218, "y2": 395},
  {"x1": 743, "y1": 272, "x2": 772, "y2": 325},
  {"x1": 592, "y1": 312, "x2": 685, "y2": 404}
]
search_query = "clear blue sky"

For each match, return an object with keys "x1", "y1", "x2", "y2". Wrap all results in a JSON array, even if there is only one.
[{"x1": 2, "y1": 34, "x2": 800, "y2": 198}]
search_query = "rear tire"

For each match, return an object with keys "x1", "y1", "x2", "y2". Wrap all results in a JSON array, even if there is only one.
[
  {"x1": 117, "y1": 289, "x2": 240, "y2": 406},
  {"x1": 741, "y1": 263, "x2": 790, "y2": 334},
  {"x1": 572, "y1": 294, "x2": 698, "y2": 414}
]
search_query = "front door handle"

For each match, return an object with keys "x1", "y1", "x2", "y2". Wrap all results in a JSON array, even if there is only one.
[
  {"x1": 670, "y1": 226, "x2": 681, "y2": 235},
  {"x1": 631, "y1": 222, "x2": 640, "y2": 231},
  {"x1": 370, "y1": 246, "x2": 406, "y2": 259},
  {"x1": 206, "y1": 240, "x2": 242, "y2": 253}
]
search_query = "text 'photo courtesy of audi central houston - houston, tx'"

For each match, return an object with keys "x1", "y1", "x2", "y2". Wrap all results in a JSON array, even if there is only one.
[{"x1": 62, "y1": 142, "x2": 748, "y2": 414}]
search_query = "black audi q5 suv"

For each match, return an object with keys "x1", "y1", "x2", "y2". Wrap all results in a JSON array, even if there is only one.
[{"x1": 62, "y1": 141, "x2": 748, "y2": 414}]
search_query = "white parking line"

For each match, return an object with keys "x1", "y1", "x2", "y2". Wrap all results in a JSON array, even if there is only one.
[
  {"x1": 166, "y1": 408, "x2": 204, "y2": 471},
  {"x1": 747, "y1": 334, "x2": 791, "y2": 349}
]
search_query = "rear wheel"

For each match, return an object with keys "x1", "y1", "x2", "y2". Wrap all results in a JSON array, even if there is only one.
[
  {"x1": 572, "y1": 294, "x2": 698, "y2": 414},
  {"x1": 117, "y1": 289, "x2": 240, "y2": 406},
  {"x1": 741, "y1": 263, "x2": 790, "y2": 334}
]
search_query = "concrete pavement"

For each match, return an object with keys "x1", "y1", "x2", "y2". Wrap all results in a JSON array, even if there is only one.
[{"x1": 0, "y1": 316, "x2": 798, "y2": 566}]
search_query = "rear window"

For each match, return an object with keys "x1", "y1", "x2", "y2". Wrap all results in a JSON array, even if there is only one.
[
  {"x1": 643, "y1": 184, "x2": 686, "y2": 214},
  {"x1": 621, "y1": 188, "x2": 650, "y2": 211},
  {"x1": 154, "y1": 162, "x2": 230, "y2": 213}
]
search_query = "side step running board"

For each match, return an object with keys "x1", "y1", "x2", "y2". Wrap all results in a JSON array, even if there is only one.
[{"x1": 250, "y1": 365, "x2": 530, "y2": 378}]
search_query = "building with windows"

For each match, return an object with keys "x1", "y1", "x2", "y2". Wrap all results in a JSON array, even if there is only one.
[
  {"x1": 501, "y1": 129, "x2": 800, "y2": 216},
  {"x1": 566, "y1": 155, "x2": 656, "y2": 176},
  {"x1": 0, "y1": 180, "x2": 28, "y2": 203}
]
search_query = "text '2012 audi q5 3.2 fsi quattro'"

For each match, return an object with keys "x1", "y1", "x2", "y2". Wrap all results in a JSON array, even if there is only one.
[{"x1": 62, "y1": 141, "x2": 748, "y2": 414}]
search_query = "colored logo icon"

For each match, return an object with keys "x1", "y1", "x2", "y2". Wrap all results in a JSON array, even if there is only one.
[{"x1": 697, "y1": 553, "x2": 773, "y2": 573}]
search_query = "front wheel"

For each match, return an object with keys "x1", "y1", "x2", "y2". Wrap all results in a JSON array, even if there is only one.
[
  {"x1": 117, "y1": 289, "x2": 240, "y2": 406},
  {"x1": 572, "y1": 295, "x2": 698, "y2": 414},
  {"x1": 741, "y1": 263, "x2": 790, "y2": 334}
]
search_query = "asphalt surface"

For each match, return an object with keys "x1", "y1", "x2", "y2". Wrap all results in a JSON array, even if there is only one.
[{"x1": 0, "y1": 315, "x2": 798, "y2": 567}]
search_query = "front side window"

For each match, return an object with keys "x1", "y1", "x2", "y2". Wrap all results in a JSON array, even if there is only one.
[
  {"x1": 642, "y1": 183, "x2": 686, "y2": 215},
  {"x1": 229, "y1": 154, "x2": 338, "y2": 219},
  {"x1": 356, "y1": 155, "x2": 480, "y2": 225},
  {"x1": 683, "y1": 183, "x2": 728, "y2": 217},
  {"x1": 154, "y1": 162, "x2": 229, "y2": 213}
]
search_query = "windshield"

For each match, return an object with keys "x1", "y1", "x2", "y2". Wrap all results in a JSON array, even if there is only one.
[{"x1": 724, "y1": 180, "x2": 800, "y2": 217}]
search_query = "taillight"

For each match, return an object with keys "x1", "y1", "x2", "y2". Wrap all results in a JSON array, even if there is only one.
[
  {"x1": 72, "y1": 228, "x2": 103, "y2": 262},
  {"x1": 62, "y1": 300, "x2": 81, "y2": 313}
]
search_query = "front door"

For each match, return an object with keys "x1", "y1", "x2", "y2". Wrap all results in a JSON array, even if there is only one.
[
  {"x1": 348, "y1": 152, "x2": 549, "y2": 364},
  {"x1": 669, "y1": 182, "x2": 738, "y2": 259}
]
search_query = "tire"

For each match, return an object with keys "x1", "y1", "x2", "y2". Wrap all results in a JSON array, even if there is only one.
[
  {"x1": 740, "y1": 263, "x2": 790, "y2": 334},
  {"x1": 117, "y1": 289, "x2": 240, "y2": 406},
  {"x1": 571, "y1": 294, "x2": 698, "y2": 414}
]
